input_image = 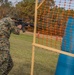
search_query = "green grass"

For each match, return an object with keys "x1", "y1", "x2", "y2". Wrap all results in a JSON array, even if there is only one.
[{"x1": 8, "y1": 33, "x2": 59, "y2": 75}]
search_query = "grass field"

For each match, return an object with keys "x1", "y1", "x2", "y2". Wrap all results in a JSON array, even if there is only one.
[{"x1": 8, "y1": 32, "x2": 59, "y2": 75}]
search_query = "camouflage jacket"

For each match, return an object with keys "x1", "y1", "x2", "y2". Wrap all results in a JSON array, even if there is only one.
[
  {"x1": 0, "y1": 17, "x2": 20, "y2": 39},
  {"x1": 0, "y1": 17, "x2": 20, "y2": 67}
]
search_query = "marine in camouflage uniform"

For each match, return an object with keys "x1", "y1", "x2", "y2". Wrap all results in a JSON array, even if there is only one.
[{"x1": 0, "y1": 16, "x2": 21, "y2": 75}]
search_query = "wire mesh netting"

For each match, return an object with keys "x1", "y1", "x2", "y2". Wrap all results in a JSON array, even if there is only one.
[
  {"x1": 36, "y1": 0, "x2": 74, "y2": 52},
  {"x1": 31, "y1": 0, "x2": 74, "y2": 75},
  {"x1": 34, "y1": 47, "x2": 58, "y2": 75}
]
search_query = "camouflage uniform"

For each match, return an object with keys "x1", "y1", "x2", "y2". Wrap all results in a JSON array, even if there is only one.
[{"x1": 0, "y1": 17, "x2": 20, "y2": 75}]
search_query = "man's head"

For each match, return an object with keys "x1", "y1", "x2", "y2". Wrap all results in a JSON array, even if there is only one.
[{"x1": 9, "y1": 14, "x2": 22, "y2": 29}]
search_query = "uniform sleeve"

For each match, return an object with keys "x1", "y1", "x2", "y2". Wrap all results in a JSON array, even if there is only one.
[
  {"x1": 10, "y1": 23, "x2": 20, "y2": 35},
  {"x1": 8, "y1": 18, "x2": 20, "y2": 35}
]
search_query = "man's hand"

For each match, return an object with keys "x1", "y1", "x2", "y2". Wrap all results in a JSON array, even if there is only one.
[{"x1": 17, "y1": 25, "x2": 22, "y2": 29}]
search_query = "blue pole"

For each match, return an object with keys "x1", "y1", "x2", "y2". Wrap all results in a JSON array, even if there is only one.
[{"x1": 55, "y1": 17, "x2": 74, "y2": 75}]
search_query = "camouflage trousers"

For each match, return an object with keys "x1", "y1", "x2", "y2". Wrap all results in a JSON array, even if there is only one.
[{"x1": 0, "y1": 50, "x2": 13, "y2": 75}]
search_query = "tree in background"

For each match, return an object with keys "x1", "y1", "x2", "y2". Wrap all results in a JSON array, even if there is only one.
[
  {"x1": 0, "y1": 0, "x2": 12, "y2": 19},
  {"x1": 16, "y1": 0, "x2": 35, "y2": 23}
]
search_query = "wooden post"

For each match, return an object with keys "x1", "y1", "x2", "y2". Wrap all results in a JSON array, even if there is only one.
[
  {"x1": 37, "y1": 0, "x2": 45, "y2": 9},
  {"x1": 31, "y1": 0, "x2": 38, "y2": 75}
]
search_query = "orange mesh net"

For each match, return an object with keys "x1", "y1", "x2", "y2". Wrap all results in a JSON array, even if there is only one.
[
  {"x1": 36, "y1": 0, "x2": 74, "y2": 51},
  {"x1": 31, "y1": 1, "x2": 74, "y2": 75}
]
